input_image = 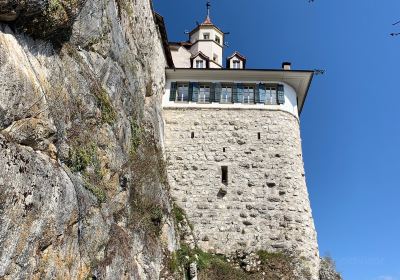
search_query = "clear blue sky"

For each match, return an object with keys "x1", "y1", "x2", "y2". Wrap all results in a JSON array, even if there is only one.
[{"x1": 153, "y1": 1, "x2": 400, "y2": 279}]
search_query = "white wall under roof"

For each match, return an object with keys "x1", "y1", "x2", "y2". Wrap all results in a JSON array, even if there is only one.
[
  {"x1": 209, "y1": 61, "x2": 221, "y2": 69},
  {"x1": 190, "y1": 26, "x2": 224, "y2": 44},
  {"x1": 171, "y1": 47, "x2": 192, "y2": 68},
  {"x1": 228, "y1": 54, "x2": 245, "y2": 69},
  {"x1": 189, "y1": 26, "x2": 224, "y2": 67},
  {"x1": 191, "y1": 41, "x2": 223, "y2": 67},
  {"x1": 163, "y1": 79, "x2": 299, "y2": 118}
]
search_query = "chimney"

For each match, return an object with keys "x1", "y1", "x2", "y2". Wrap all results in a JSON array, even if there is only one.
[{"x1": 282, "y1": 62, "x2": 291, "y2": 70}]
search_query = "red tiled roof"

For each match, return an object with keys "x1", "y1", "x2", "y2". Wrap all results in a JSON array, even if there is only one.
[
  {"x1": 202, "y1": 16, "x2": 213, "y2": 25},
  {"x1": 189, "y1": 16, "x2": 224, "y2": 36}
]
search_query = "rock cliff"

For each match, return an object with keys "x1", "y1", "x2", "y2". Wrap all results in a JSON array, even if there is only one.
[{"x1": 0, "y1": 0, "x2": 176, "y2": 279}]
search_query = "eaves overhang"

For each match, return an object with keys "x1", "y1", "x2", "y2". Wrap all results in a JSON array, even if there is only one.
[{"x1": 165, "y1": 68, "x2": 314, "y2": 115}]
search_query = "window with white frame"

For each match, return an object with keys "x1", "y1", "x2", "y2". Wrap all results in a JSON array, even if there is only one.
[
  {"x1": 215, "y1": 35, "x2": 221, "y2": 44},
  {"x1": 203, "y1": 33, "x2": 210, "y2": 40},
  {"x1": 176, "y1": 83, "x2": 189, "y2": 102},
  {"x1": 265, "y1": 86, "x2": 277, "y2": 105},
  {"x1": 198, "y1": 85, "x2": 211, "y2": 103},
  {"x1": 220, "y1": 86, "x2": 232, "y2": 103},
  {"x1": 195, "y1": 60, "x2": 204, "y2": 68},
  {"x1": 242, "y1": 86, "x2": 255, "y2": 104},
  {"x1": 233, "y1": 60, "x2": 240, "y2": 69}
]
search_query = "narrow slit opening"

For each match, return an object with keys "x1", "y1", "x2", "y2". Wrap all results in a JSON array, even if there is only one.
[{"x1": 221, "y1": 166, "x2": 228, "y2": 185}]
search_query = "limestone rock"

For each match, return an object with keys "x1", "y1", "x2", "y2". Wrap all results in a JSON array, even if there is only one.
[
  {"x1": 0, "y1": 0, "x2": 177, "y2": 279},
  {"x1": 1, "y1": 118, "x2": 56, "y2": 151}
]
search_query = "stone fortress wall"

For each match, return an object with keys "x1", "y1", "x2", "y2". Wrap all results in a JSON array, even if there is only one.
[{"x1": 164, "y1": 107, "x2": 320, "y2": 276}]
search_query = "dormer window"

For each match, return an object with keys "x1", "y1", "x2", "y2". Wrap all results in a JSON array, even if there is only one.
[
  {"x1": 227, "y1": 52, "x2": 246, "y2": 69},
  {"x1": 215, "y1": 35, "x2": 221, "y2": 44},
  {"x1": 191, "y1": 52, "x2": 209, "y2": 69},
  {"x1": 203, "y1": 33, "x2": 210, "y2": 40},
  {"x1": 233, "y1": 60, "x2": 240, "y2": 69},
  {"x1": 196, "y1": 60, "x2": 204, "y2": 68}
]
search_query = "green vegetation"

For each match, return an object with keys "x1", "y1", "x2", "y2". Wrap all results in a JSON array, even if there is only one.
[
  {"x1": 172, "y1": 203, "x2": 194, "y2": 233},
  {"x1": 132, "y1": 200, "x2": 164, "y2": 236},
  {"x1": 148, "y1": 206, "x2": 164, "y2": 235},
  {"x1": 97, "y1": 88, "x2": 116, "y2": 125},
  {"x1": 168, "y1": 246, "x2": 314, "y2": 280},
  {"x1": 172, "y1": 203, "x2": 186, "y2": 224},
  {"x1": 129, "y1": 118, "x2": 143, "y2": 157},
  {"x1": 169, "y1": 245, "x2": 251, "y2": 280},
  {"x1": 172, "y1": 245, "x2": 225, "y2": 272},
  {"x1": 48, "y1": 0, "x2": 64, "y2": 14},
  {"x1": 127, "y1": 121, "x2": 168, "y2": 236},
  {"x1": 167, "y1": 251, "x2": 180, "y2": 274},
  {"x1": 83, "y1": 180, "x2": 107, "y2": 203},
  {"x1": 198, "y1": 258, "x2": 251, "y2": 280},
  {"x1": 45, "y1": 0, "x2": 69, "y2": 31},
  {"x1": 129, "y1": 184, "x2": 164, "y2": 236},
  {"x1": 195, "y1": 248, "x2": 227, "y2": 271},
  {"x1": 68, "y1": 143, "x2": 97, "y2": 173},
  {"x1": 320, "y1": 256, "x2": 343, "y2": 280},
  {"x1": 169, "y1": 244, "x2": 198, "y2": 275},
  {"x1": 67, "y1": 143, "x2": 107, "y2": 203},
  {"x1": 257, "y1": 250, "x2": 287, "y2": 265}
]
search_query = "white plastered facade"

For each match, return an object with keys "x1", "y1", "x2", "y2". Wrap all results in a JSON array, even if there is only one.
[{"x1": 163, "y1": 80, "x2": 299, "y2": 118}]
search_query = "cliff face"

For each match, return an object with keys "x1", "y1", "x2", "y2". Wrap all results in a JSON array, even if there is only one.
[{"x1": 0, "y1": 0, "x2": 177, "y2": 279}]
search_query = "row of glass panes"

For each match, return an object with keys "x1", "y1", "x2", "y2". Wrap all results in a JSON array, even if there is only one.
[{"x1": 176, "y1": 84, "x2": 278, "y2": 104}]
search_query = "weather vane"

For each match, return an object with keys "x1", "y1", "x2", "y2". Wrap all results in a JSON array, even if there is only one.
[{"x1": 206, "y1": 1, "x2": 211, "y2": 18}]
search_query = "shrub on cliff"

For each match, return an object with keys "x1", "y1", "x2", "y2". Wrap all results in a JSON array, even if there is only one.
[
  {"x1": 0, "y1": 0, "x2": 85, "y2": 43},
  {"x1": 319, "y1": 257, "x2": 343, "y2": 280}
]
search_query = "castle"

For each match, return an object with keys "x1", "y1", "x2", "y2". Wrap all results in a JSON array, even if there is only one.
[{"x1": 162, "y1": 4, "x2": 320, "y2": 278}]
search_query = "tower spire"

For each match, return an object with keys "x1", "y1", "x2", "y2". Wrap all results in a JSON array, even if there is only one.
[
  {"x1": 202, "y1": 1, "x2": 212, "y2": 25},
  {"x1": 206, "y1": 1, "x2": 211, "y2": 20}
]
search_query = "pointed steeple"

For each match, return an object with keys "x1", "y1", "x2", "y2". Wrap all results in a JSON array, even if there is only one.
[
  {"x1": 203, "y1": 1, "x2": 213, "y2": 25},
  {"x1": 202, "y1": 16, "x2": 213, "y2": 25}
]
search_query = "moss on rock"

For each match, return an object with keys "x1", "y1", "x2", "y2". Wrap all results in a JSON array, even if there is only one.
[
  {"x1": 96, "y1": 87, "x2": 116, "y2": 125},
  {"x1": 3, "y1": 0, "x2": 85, "y2": 44}
]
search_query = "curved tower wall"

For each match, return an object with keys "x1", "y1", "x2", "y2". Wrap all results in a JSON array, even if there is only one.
[{"x1": 164, "y1": 105, "x2": 319, "y2": 276}]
